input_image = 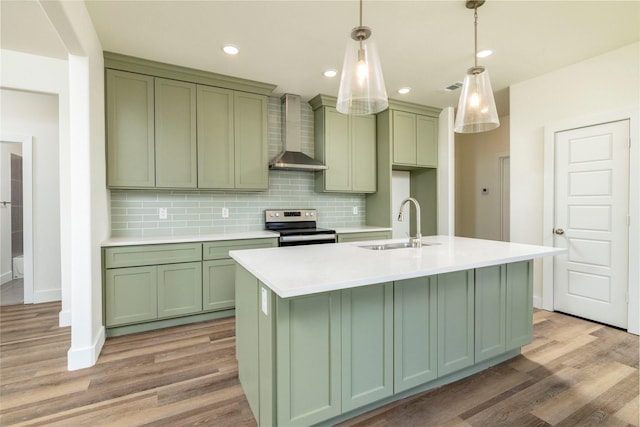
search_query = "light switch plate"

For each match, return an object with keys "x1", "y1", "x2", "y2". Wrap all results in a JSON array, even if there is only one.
[{"x1": 159, "y1": 207, "x2": 168, "y2": 219}]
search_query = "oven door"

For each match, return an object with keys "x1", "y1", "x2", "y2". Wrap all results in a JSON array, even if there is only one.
[{"x1": 279, "y1": 234, "x2": 337, "y2": 246}]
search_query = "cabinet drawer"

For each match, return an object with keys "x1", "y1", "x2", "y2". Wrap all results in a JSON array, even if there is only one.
[
  {"x1": 203, "y1": 238, "x2": 277, "y2": 260},
  {"x1": 105, "y1": 243, "x2": 202, "y2": 268}
]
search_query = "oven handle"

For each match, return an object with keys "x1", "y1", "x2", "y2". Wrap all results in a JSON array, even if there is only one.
[{"x1": 280, "y1": 234, "x2": 337, "y2": 243}]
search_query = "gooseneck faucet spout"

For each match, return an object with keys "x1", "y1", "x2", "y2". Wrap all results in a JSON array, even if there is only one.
[{"x1": 397, "y1": 197, "x2": 422, "y2": 248}]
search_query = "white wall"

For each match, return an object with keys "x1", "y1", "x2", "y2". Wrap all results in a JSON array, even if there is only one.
[
  {"x1": 1, "y1": 51, "x2": 68, "y2": 315},
  {"x1": 437, "y1": 107, "x2": 455, "y2": 236},
  {"x1": 0, "y1": 89, "x2": 61, "y2": 301},
  {"x1": 510, "y1": 42, "x2": 640, "y2": 324},
  {"x1": 38, "y1": 0, "x2": 109, "y2": 370},
  {"x1": 455, "y1": 116, "x2": 510, "y2": 240},
  {"x1": 0, "y1": 142, "x2": 23, "y2": 283}
]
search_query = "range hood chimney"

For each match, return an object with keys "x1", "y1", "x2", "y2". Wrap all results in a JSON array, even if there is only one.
[{"x1": 269, "y1": 94, "x2": 328, "y2": 171}]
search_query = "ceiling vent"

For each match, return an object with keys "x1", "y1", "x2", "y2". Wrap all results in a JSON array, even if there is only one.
[{"x1": 444, "y1": 81, "x2": 463, "y2": 92}]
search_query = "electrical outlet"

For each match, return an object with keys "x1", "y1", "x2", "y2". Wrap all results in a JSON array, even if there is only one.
[
  {"x1": 159, "y1": 207, "x2": 168, "y2": 219},
  {"x1": 352, "y1": 206, "x2": 359, "y2": 215},
  {"x1": 222, "y1": 207, "x2": 229, "y2": 218}
]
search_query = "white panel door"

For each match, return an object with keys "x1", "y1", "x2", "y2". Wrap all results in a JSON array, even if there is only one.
[{"x1": 554, "y1": 120, "x2": 629, "y2": 328}]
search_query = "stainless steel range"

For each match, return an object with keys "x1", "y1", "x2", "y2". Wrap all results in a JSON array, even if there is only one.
[{"x1": 265, "y1": 209, "x2": 337, "y2": 246}]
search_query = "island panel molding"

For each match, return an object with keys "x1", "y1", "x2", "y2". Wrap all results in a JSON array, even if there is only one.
[{"x1": 235, "y1": 255, "x2": 538, "y2": 426}]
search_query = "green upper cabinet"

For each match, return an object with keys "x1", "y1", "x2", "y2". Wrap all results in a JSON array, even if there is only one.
[
  {"x1": 104, "y1": 52, "x2": 275, "y2": 191},
  {"x1": 197, "y1": 85, "x2": 235, "y2": 189},
  {"x1": 416, "y1": 114, "x2": 438, "y2": 167},
  {"x1": 234, "y1": 92, "x2": 269, "y2": 190},
  {"x1": 106, "y1": 69, "x2": 155, "y2": 188},
  {"x1": 310, "y1": 95, "x2": 377, "y2": 193},
  {"x1": 155, "y1": 78, "x2": 197, "y2": 188},
  {"x1": 351, "y1": 114, "x2": 377, "y2": 192},
  {"x1": 392, "y1": 110, "x2": 438, "y2": 168},
  {"x1": 197, "y1": 89, "x2": 268, "y2": 191},
  {"x1": 392, "y1": 111, "x2": 417, "y2": 165}
]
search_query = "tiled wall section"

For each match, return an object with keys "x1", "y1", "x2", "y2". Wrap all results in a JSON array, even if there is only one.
[{"x1": 110, "y1": 96, "x2": 367, "y2": 237}]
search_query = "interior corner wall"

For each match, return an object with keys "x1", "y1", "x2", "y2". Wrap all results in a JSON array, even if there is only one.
[
  {"x1": 510, "y1": 41, "x2": 640, "y2": 305},
  {"x1": 455, "y1": 116, "x2": 510, "y2": 240},
  {"x1": 0, "y1": 50, "x2": 69, "y2": 315}
]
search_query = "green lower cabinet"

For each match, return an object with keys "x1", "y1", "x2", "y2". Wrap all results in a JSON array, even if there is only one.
[
  {"x1": 157, "y1": 262, "x2": 202, "y2": 318},
  {"x1": 475, "y1": 265, "x2": 507, "y2": 362},
  {"x1": 475, "y1": 261, "x2": 534, "y2": 362},
  {"x1": 336, "y1": 231, "x2": 392, "y2": 243},
  {"x1": 437, "y1": 270, "x2": 475, "y2": 376},
  {"x1": 236, "y1": 262, "x2": 533, "y2": 427},
  {"x1": 202, "y1": 259, "x2": 235, "y2": 311},
  {"x1": 341, "y1": 283, "x2": 394, "y2": 412},
  {"x1": 106, "y1": 266, "x2": 158, "y2": 327},
  {"x1": 276, "y1": 292, "x2": 342, "y2": 427},
  {"x1": 506, "y1": 261, "x2": 534, "y2": 350},
  {"x1": 394, "y1": 276, "x2": 437, "y2": 392}
]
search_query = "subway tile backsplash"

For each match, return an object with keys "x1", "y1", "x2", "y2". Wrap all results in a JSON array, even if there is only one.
[{"x1": 110, "y1": 96, "x2": 367, "y2": 237}]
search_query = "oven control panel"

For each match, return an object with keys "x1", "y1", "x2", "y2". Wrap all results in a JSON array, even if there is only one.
[{"x1": 265, "y1": 209, "x2": 316, "y2": 223}]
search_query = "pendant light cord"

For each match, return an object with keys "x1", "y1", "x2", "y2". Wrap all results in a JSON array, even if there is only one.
[
  {"x1": 474, "y1": 4, "x2": 478, "y2": 68},
  {"x1": 359, "y1": 0, "x2": 363, "y2": 27}
]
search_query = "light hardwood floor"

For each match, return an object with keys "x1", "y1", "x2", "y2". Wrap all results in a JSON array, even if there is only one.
[{"x1": 0, "y1": 302, "x2": 637, "y2": 426}]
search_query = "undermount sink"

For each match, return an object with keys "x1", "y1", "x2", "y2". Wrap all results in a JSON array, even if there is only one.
[{"x1": 359, "y1": 241, "x2": 439, "y2": 251}]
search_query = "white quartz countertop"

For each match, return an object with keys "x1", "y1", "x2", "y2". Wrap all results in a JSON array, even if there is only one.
[
  {"x1": 101, "y1": 226, "x2": 391, "y2": 247},
  {"x1": 230, "y1": 235, "x2": 566, "y2": 298},
  {"x1": 102, "y1": 231, "x2": 279, "y2": 247}
]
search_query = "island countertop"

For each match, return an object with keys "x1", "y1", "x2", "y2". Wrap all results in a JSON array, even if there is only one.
[{"x1": 229, "y1": 235, "x2": 565, "y2": 298}]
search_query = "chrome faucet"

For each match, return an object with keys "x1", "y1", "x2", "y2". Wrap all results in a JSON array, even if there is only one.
[{"x1": 397, "y1": 197, "x2": 422, "y2": 248}]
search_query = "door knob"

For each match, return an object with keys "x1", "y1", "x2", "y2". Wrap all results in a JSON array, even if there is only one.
[{"x1": 554, "y1": 228, "x2": 565, "y2": 235}]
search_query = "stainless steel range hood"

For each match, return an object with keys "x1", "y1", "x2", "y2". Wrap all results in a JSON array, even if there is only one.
[{"x1": 269, "y1": 94, "x2": 328, "y2": 171}]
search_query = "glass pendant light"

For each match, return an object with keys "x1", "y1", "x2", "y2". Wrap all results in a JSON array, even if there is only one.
[
  {"x1": 336, "y1": 0, "x2": 388, "y2": 115},
  {"x1": 454, "y1": 0, "x2": 500, "y2": 133}
]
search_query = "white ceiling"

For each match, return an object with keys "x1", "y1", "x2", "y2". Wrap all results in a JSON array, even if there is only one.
[{"x1": 2, "y1": 1, "x2": 639, "y2": 115}]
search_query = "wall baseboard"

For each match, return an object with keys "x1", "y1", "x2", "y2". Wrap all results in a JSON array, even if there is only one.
[
  {"x1": 533, "y1": 296, "x2": 543, "y2": 309},
  {"x1": 33, "y1": 289, "x2": 61, "y2": 303},
  {"x1": 59, "y1": 309, "x2": 71, "y2": 327},
  {"x1": 67, "y1": 326, "x2": 105, "y2": 371},
  {"x1": 0, "y1": 271, "x2": 13, "y2": 285}
]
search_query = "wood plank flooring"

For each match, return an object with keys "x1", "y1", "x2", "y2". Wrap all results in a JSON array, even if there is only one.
[{"x1": 0, "y1": 303, "x2": 638, "y2": 426}]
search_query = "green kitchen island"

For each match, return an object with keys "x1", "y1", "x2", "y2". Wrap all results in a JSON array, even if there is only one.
[{"x1": 230, "y1": 236, "x2": 564, "y2": 426}]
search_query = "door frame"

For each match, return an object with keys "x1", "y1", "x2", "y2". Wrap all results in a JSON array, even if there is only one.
[
  {"x1": 0, "y1": 132, "x2": 34, "y2": 304},
  {"x1": 542, "y1": 108, "x2": 639, "y2": 334}
]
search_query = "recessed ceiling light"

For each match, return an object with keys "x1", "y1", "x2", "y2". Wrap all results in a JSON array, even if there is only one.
[
  {"x1": 398, "y1": 87, "x2": 411, "y2": 94},
  {"x1": 476, "y1": 49, "x2": 492, "y2": 58},
  {"x1": 323, "y1": 69, "x2": 338, "y2": 78},
  {"x1": 222, "y1": 45, "x2": 239, "y2": 55}
]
